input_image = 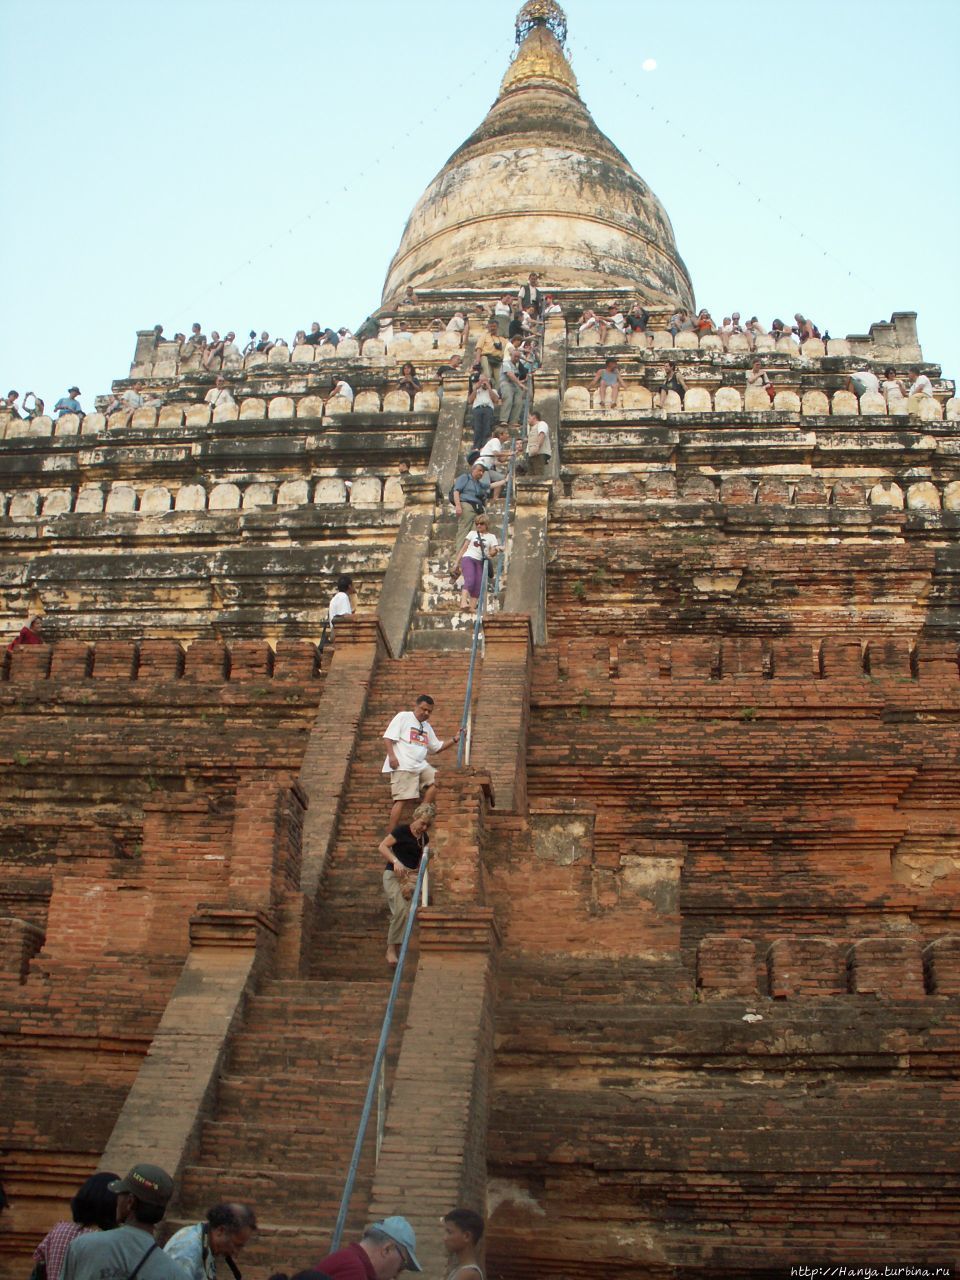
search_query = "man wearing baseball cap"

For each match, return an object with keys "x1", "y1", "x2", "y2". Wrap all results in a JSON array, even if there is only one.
[
  {"x1": 60, "y1": 1163, "x2": 185, "y2": 1280},
  {"x1": 54, "y1": 387, "x2": 83, "y2": 419},
  {"x1": 314, "y1": 1216, "x2": 422, "y2": 1278}
]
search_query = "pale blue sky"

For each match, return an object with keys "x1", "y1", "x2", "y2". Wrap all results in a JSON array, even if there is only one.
[{"x1": 1, "y1": 0, "x2": 957, "y2": 408}]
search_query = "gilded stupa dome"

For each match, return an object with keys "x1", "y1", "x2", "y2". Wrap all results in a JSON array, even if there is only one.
[{"x1": 382, "y1": 2, "x2": 693, "y2": 308}]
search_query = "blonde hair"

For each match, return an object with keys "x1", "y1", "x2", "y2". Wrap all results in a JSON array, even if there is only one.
[{"x1": 412, "y1": 802, "x2": 436, "y2": 823}]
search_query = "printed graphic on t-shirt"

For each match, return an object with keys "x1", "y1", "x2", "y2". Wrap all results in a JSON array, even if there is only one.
[{"x1": 409, "y1": 726, "x2": 428, "y2": 746}]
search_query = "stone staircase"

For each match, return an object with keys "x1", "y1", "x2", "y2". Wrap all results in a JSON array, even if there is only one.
[
  {"x1": 171, "y1": 651, "x2": 471, "y2": 1271},
  {"x1": 171, "y1": 977, "x2": 388, "y2": 1274},
  {"x1": 406, "y1": 501, "x2": 515, "y2": 652}
]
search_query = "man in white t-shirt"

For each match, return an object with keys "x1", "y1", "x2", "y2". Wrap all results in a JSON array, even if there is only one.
[
  {"x1": 908, "y1": 368, "x2": 934, "y2": 398},
  {"x1": 525, "y1": 409, "x2": 552, "y2": 477},
  {"x1": 328, "y1": 574, "x2": 355, "y2": 633},
  {"x1": 204, "y1": 376, "x2": 236, "y2": 413},
  {"x1": 847, "y1": 368, "x2": 880, "y2": 399},
  {"x1": 327, "y1": 377, "x2": 354, "y2": 405},
  {"x1": 383, "y1": 694, "x2": 462, "y2": 827},
  {"x1": 446, "y1": 312, "x2": 467, "y2": 345}
]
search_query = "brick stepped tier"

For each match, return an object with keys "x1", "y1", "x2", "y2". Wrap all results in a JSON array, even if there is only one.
[
  {"x1": 486, "y1": 1006, "x2": 960, "y2": 1278},
  {"x1": 0, "y1": 654, "x2": 325, "y2": 1274},
  {"x1": 309, "y1": 651, "x2": 471, "y2": 979},
  {"x1": 172, "y1": 977, "x2": 397, "y2": 1274},
  {"x1": 542, "y1": 500, "x2": 960, "y2": 640},
  {"x1": 521, "y1": 642, "x2": 960, "y2": 955}
]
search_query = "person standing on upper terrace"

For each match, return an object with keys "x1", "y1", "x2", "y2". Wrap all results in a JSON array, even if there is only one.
[
  {"x1": 494, "y1": 294, "x2": 514, "y2": 336},
  {"x1": 846, "y1": 367, "x2": 880, "y2": 400},
  {"x1": 205, "y1": 376, "x2": 236, "y2": 414},
  {"x1": 328, "y1": 575, "x2": 355, "y2": 632},
  {"x1": 473, "y1": 320, "x2": 507, "y2": 382},
  {"x1": 518, "y1": 271, "x2": 543, "y2": 316},
  {"x1": 2, "y1": 390, "x2": 21, "y2": 417},
  {"x1": 446, "y1": 311, "x2": 467, "y2": 345},
  {"x1": 881, "y1": 367, "x2": 908, "y2": 410},
  {"x1": 54, "y1": 386, "x2": 83, "y2": 419},
  {"x1": 908, "y1": 367, "x2": 935, "y2": 398},
  {"x1": 382, "y1": 695, "x2": 461, "y2": 830}
]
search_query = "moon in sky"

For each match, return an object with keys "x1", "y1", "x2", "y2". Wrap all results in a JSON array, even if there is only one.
[{"x1": 642, "y1": 57, "x2": 657, "y2": 71}]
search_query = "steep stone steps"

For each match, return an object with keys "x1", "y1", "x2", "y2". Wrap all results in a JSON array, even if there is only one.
[
  {"x1": 174, "y1": 973, "x2": 392, "y2": 1257},
  {"x1": 308, "y1": 652, "x2": 470, "y2": 981},
  {"x1": 175, "y1": 653, "x2": 471, "y2": 1262},
  {"x1": 406, "y1": 474, "x2": 518, "y2": 651}
]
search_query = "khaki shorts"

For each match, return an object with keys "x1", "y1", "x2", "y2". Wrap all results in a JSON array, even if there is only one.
[{"x1": 389, "y1": 764, "x2": 437, "y2": 800}]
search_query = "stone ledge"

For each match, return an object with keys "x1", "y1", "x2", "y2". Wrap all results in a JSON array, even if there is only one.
[
  {"x1": 418, "y1": 907, "x2": 500, "y2": 953},
  {"x1": 189, "y1": 907, "x2": 277, "y2": 948}
]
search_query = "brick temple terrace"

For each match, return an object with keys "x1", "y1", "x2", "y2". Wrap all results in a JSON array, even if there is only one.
[{"x1": 1, "y1": 2, "x2": 958, "y2": 1277}]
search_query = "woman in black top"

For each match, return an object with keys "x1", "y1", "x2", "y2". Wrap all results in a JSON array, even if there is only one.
[
  {"x1": 378, "y1": 802, "x2": 435, "y2": 966},
  {"x1": 397, "y1": 362, "x2": 422, "y2": 407}
]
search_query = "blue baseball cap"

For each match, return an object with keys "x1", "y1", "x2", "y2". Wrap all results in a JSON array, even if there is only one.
[{"x1": 375, "y1": 1216, "x2": 422, "y2": 1272}]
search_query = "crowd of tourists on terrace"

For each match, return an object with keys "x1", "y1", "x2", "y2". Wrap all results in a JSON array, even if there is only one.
[
  {"x1": 1, "y1": 270, "x2": 947, "y2": 429},
  {"x1": 20, "y1": 1166, "x2": 486, "y2": 1280}
]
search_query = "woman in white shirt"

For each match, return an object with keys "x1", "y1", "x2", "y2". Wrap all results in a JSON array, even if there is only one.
[
  {"x1": 880, "y1": 367, "x2": 908, "y2": 410},
  {"x1": 328, "y1": 574, "x2": 355, "y2": 632},
  {"x1": 454, "y1": 515, "x2": 500, "y2": 610}
]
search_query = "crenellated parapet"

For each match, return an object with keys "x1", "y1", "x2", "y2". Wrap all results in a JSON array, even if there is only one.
[
  {"x1": 697, "y1": 932, "x2": 960, "y2": 999},
  {"x1": 2, "y1": 638, "x2": 323, "y2": 684}
]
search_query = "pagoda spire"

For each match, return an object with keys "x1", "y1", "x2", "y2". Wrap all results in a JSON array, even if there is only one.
[{"x1": 501, "y1": 0, "x2": 579, "y2": 98}]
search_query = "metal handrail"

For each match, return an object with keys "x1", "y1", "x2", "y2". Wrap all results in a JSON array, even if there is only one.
[
  {"x1": 454, "y1": 319, "x2": 545, "y2": 764},
  {"x1": 494, "y1": 318, "x2": 544, "y2": 596},
  {"x1": 456, "y1": 557, "x2": 489, "y2": 767},
  {"x1": 329, "y1": 849, "x2": 431, "y2": 1252}
]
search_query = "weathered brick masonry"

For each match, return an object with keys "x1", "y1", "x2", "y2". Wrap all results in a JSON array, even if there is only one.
[{"x1": 3, "y1": 3, "x2": 960, "y2": 1277}]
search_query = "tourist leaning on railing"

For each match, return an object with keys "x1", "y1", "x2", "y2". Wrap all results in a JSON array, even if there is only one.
[
  {"x1": 381, "y1": 694, "x2": 461, "y2": 830},
  {"x1": 453, "y1": 514, "x2": 500, "y2": 611},
  {"x1": 378, "y1": 802, "x2": 435, "y2": 967}
]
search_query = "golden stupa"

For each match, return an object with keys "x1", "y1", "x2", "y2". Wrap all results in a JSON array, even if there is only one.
[{"x1": 382, "y1": 0, "x2": 694, "y2": 307}]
